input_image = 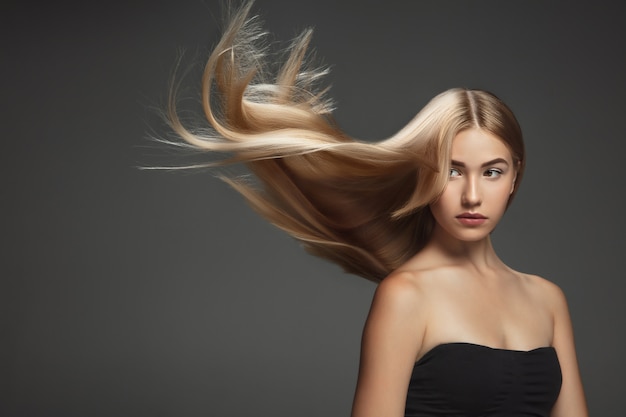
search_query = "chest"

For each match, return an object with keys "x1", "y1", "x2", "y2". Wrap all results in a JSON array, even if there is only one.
[{"x1": 423, "y1": 279, "x2": 553, "y2": 351}]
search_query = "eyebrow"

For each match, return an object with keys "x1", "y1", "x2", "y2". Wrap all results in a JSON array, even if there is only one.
[{"x1": 450, "y1": 158, "x2": 510, "y2": 168}]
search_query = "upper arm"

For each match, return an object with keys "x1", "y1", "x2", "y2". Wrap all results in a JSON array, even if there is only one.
[
  {"x1": 351, "y1": 273, "x2": 426, "y2": 417},
  {"x1": 548, "y1": 283, "x2": 588, "y2": 417}
]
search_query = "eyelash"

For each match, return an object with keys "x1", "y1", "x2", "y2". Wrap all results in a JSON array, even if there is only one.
[
  {"x1": 449, "y1": 168, "x2": 503, "y2": 178},
  {"x1": 484, "y1": 168, "x2": 503, "y2": 178},
  {"x1": 449, "y1": 168, "x2": 461, "y2": 177}
]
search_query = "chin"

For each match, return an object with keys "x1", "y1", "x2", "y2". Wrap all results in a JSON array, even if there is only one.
[
  {"x1": 456, "y1": 233, "x2": 490, "y2": 242},
  {"x1": 449, "y1": 228, "x2": 495, "y2": 242}
]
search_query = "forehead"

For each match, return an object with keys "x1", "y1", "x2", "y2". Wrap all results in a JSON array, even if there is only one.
[{"x1": 451, "y1": 128, "x2": 513, "y2": 162}]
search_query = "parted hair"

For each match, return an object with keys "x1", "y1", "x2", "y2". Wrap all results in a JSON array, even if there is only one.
[{"x1": 165, "y1": 1, "x2": 525, "y2": 282}]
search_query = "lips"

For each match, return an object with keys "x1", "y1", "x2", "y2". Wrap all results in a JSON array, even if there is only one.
[
  {"x1": 456, "y1": 212, "x2": 487, "y2": 219},
  {"x1": 456, "y1": 212, "x2": 487, "y2": 226}
]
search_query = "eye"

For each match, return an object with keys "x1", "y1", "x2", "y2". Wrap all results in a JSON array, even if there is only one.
[
  {"x1": 449, "y1": 168, "x2": 461, "y2": 178},
  {"x1": 484, "y1": 168, "x2": 503, "y2": 178}
]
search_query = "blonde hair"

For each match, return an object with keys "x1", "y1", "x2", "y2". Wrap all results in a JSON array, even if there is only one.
[{"x1": 165, "y1": 1, "x2": 525, "y2": 282}]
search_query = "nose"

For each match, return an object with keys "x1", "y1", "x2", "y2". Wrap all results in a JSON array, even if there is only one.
[{"x1": 461, "y1": 176, "x2": 482, "y2": 207}]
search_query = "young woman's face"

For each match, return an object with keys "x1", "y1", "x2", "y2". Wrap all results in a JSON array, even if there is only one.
[{"x1": 430, "y1": 128, "x2": 517, "y2": 242}]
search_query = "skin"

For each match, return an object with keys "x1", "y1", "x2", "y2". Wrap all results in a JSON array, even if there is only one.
[{"x1": 350, "y1": 128, "x2": 588, "y2": 417}]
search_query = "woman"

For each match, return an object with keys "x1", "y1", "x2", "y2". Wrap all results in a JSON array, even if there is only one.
[{"x1": 163, "y1": 2, "x2": 588, "y2": 416}]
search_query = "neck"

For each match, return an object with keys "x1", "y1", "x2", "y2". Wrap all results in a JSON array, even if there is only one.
[{"x1": 421, "y1": 225, "x2": 503, "y2": 271}]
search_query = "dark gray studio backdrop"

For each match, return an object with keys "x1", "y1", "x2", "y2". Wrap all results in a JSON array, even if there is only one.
[{"x1": 4, "y1": 0, "x2": 625, "y2": 416}]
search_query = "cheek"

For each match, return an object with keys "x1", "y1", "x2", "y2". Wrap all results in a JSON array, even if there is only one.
[
  {"x1": 488, "y1": 182, "x2": 515, "y2": 209},
  {"x1": 429, "y1": 188, "x2": 455, "y2": 220},
  {"x1": 433, "y1": 182, "x2": 461, "y2": 207}
]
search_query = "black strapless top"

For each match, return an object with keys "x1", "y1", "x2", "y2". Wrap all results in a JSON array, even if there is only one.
[{"x1": 405, "y1": 343, "x2": 562, "y2": 417}]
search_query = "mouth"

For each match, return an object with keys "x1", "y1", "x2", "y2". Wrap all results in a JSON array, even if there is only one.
[
  {"x1": 456, "y1": 212, "x2": 487, "y2": 219},
  {"x1": 456, "y1": 213, "x2": 488, "y2": 226}
]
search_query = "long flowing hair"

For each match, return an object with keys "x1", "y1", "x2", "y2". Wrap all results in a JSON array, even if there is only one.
[{"x1": 164, "y1": 1, "x2": 525, "y2": 282}]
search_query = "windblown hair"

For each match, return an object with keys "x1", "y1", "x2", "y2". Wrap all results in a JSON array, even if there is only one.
[{"x1": 166, "y1": 1, "x2": 525, "y2": 282}]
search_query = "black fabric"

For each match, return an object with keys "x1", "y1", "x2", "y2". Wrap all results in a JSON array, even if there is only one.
[{"x1": 405, "y1": 342, "x2": 562, "y2": 417}]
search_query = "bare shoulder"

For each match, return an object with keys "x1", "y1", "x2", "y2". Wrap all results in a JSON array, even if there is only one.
[
  {"x1": 353, "y1": 271, "x2": 431, "y2": 416},
  {"x1": 520, "y1": 272, "x2": 568, "y2": 312},
  {"x1": 371, "y1": 271, "x2": 425, "y2": 316},
  {"x1": 362, "y1": 271, "x2": 429, "y2": 363},
  {"x1": 521, "y1": 275, "x2": 589, "y2": 416}
]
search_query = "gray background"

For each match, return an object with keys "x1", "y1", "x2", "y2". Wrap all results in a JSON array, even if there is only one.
[{"x1": 4, "y1": 0, "x2": 625, "y2": 416}]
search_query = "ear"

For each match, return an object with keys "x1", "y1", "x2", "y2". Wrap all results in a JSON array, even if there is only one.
[{"x1": 510, "y1": 160, "x2": 521, "y2": 195}]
